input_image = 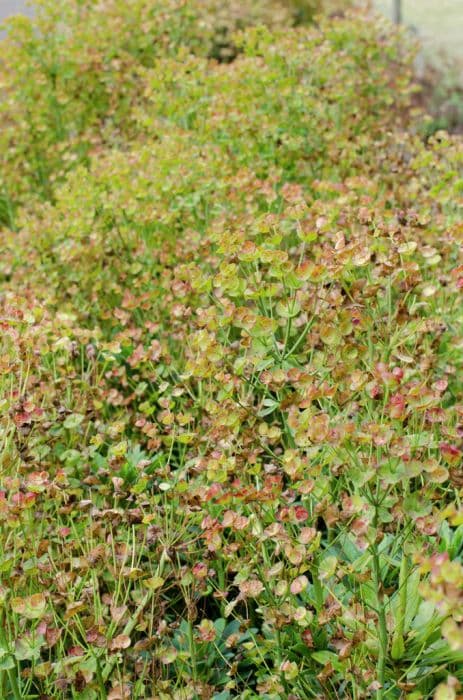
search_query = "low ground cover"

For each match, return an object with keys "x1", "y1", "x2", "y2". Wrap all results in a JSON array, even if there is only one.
[{"x1": 0, "y1": 1, "x2": 462, "y2": 698}]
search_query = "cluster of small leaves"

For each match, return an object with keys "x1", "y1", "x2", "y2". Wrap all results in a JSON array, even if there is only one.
[
  {"x1": 0, "y1": 1, "x2": 462, "y2": 699},
  {"x1": 0, "y1": 0, "x2": 350, "y2": 213}
]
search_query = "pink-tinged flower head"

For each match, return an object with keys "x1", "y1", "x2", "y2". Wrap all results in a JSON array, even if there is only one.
[{"x1": 440, "y1": 443, "x2": 461, "y2": 466}]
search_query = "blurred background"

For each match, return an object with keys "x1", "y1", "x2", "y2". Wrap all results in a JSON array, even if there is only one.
[
  {"x1": 1, "y1": 1, "x2": 461, "y2": 60},
  {"x1": 1, "y1": 0, "x2": 461, "y2": 130},
  {"x1": 0, "y1": 0, "x2": 32, "y2": 22},
  {"x1": 375, "y1": 0, "x2": 462, "y2": 61}
]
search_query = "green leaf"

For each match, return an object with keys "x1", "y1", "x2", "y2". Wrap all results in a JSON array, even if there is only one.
[
  {"x1": 404, "y1": 569, "x2": 421, "y2": 633},
  {"x1": 143, "y1": 576, "x2": 164, "y2": 591},
  {"x1": 77, "y1": 690, "x2": 98, "y2": 700},
  {"x1": 0, "y1": 655, "x2": 15, "y2": 671},
  {"x1": 319, "y1": 555, "x2": 338, "y2": 581},
  {"x1": 63, "y1": 413, "x2": 85, "y2": 430},
  {"x1": 311, "y1": 650, "x2": 343, "y2": 671},
  {"x1": 11, "y1": 593, "x2": 47, "y2": 619},
  {"x1": 14, "y1": 634, "x2": 45, "y2": 661},
  {"x1": 258, "y1": 398, "x2": 280, "y2": 417}
]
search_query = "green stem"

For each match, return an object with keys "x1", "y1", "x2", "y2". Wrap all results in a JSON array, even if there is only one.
[
  {"x1": 312, "y1": 568, "x2": 324, "y2": 613},
  {"x1": 101, "y1": 549, "x2": 169, "y2": 684},
  {"x1": 101, "y1": 589, "x2": 152, "y2": 684},
  {"x1": 311, "y1": 557, "x2": 327, "y2": 648},
  {"x1": 391, "y1": 554, "x2": 409, "y2": 660},
  {"x1": 275, "y1": 626, "x2": 289, "y2": 695},
  {"x1": 187, "y1": 617, "x2": 197, "y2": 683},
  {"x1": 0, "y1": 616, "x2": 21, "y2": 700},
  {"x1": 371, "y1": 536, "x2": 388, "y2": 699}
]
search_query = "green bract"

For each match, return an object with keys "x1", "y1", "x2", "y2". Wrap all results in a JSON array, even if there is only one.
[{"x1": 0, "y1": 1, "x2": 462, "y2": 698}]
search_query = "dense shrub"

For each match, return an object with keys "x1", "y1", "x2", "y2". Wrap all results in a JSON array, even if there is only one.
[
  {"x1": 0, "y1": 0, "x2": 351, "y2": 213},
  {"x1": 0, "y1": 1, "x2": 462, "y2": 699},
  {"x1": 4, "y1": 13, "x2": 414, "y2": 311}
]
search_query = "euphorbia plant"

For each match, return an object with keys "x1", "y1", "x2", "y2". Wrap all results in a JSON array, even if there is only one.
[{"x1": 0, "y1": 0, "x2": 462, "y2": 697}]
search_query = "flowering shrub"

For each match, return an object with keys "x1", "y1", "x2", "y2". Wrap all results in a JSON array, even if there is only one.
[
  {"x1": 0, "y1": 0, "x2": 351, "y2": 212},
  {"x1": 0, "y1": 1, "x2": 462, "y2": 699}
]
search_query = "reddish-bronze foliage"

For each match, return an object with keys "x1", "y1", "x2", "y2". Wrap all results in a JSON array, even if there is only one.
[{"x1": 0, "y1": 1, "x2": 462, "y2": 698}]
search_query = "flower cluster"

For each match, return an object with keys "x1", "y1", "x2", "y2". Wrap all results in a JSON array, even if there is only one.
[{"x1": 0, "y1": 1, "x2": 462, "y2": 698}]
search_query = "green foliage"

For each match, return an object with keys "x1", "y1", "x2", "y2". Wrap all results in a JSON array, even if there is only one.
[
  {"x1": 0, "y1": 1, "x2": 462, "y2": 698},
  {"x1": 0, "y1": 0, "x2": 347, "y2": 206}
]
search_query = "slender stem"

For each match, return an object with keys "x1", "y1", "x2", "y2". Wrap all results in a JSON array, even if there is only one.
[
  {"x1": 275, "y1": 626, "x2": 290, "y2": 695},
  {"x1": 312, "y1": 566, "x2": 324, "y2": 613},
  {"x1": 187, "y1": 616, "x2": 197, "y2": 683},
  {"x1": 101, "y1": 588, "x2": 151, "y2": 684},
  {"x1": 0, "y1": 617, "x2": 21, "y2": 700},
  {"x1": 371, "y1": 527, "x2": 388, "y2": 699},
  {"x1": 311, "y1": 556, "x2": 328, "y2": 648},
  {"x1": 391, "y1": 554, "x2": 409, "y2": 660},
  {"x1": 101, "y1": 549, "x2": 169, "y2": 683}
]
